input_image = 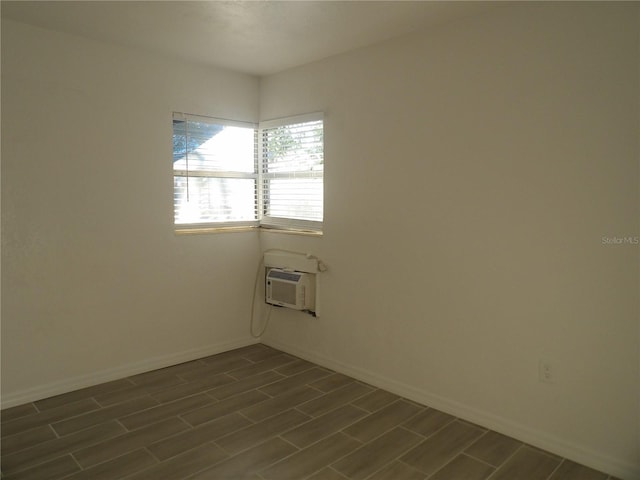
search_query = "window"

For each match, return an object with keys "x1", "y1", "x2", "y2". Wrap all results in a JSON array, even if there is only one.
[
  {"x1": 173, "y1": 112, "x2": 324, "y2": 233},
  {"x1": 173, "y1": 113, "x2": 258, "y2": 227},
  {"x1": 259, "y1": 113, "x2": 324, "y2": 232}
]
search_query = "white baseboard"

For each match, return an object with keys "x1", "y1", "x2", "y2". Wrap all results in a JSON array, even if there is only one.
[
  {"x1": 1, "y1": 337, "x2": 259, "y2": 409},
  {"x1": 262, "y1": 338, "x2": 640, "y2": 480}
]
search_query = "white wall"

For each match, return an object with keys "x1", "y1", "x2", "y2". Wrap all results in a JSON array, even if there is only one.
[
  {"x1": 259, "y1": 4, "x2": 639, "y2": 478},
  {"x1": 1, "y1": 19, "x2": 261, "y2": 404}
]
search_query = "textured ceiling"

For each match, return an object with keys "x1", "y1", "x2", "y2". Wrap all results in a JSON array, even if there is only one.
[{"x1": 1, "y1": 1, "x2": 499, "y2": 76}]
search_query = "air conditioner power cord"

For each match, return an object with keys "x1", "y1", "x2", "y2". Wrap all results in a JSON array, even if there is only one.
[{"x1": 250, "y1": 256, "x2": 272, "y2": 338}]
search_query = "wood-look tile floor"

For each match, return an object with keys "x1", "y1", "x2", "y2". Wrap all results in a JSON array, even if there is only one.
[{"x1": 1, "y1": 344, "x2": 620, "y2": 480}]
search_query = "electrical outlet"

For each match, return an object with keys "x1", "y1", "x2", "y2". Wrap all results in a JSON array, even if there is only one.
[{"x1": 539, "y1": 360, "x2": 555, "y2": 383}]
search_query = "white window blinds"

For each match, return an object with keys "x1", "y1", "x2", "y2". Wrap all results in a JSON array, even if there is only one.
[
  {"x1": 172, "y1": 112, "x2": 323, "y2": 233},
  {"x1": 172, "y1": 113, "x2": 258, "y2": 227},
  {"x1": 259, "y1": 113, "x2": 324, "y2": 232}
]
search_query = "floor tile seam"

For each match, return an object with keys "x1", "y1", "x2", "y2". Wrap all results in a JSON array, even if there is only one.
[
  {"x1": 256, "y1": 384, "x2": 281, "y2": 399},
  {"x1": 402, "y1": 423, "x2": 491, "y2": 479},
  {"x1": 461, "y1": 428, "x2": 524, "y2": 469},
  {"x1": 91, "y1": 394, "x2": 162, "y2": 426},
  {"x1": 358, "y1": 456, "x2": 414, "y2": 480},
  {"x1": 94, "y1": 393, "x2": 147, "y2": 409},
  {"x1": 458, "y1": 447, "x2": 504, "y2": 474},
  {"x1": 283, "y1": 410, "x2": 366, "y2": 450},
  {"x1": 298, "y1": 384, "x2": 377, "y2": 417},
  {"x1": 458, "y1": 450, "x2": 501, "y2": 470},
  {"x1": 235, "y1": 409, "x2": 260, "y2": 425},
  {"x1": 281, "y1": 403, "x2": 370, "y2": 443},
  {"x1": 60, "y1": 453, "x2": 84, "y2": 479},
  {"x1": 237, "y1": 389, "x2": 326, "y2": 424},
  {"x1": 94, "y1": 377, "x2": 192, "y2": 406},
  {"x1": 3, "y1": 398, "x2": 105, "y2": 437},
  {"x1": 461, "y1": 427, "x2": 491, "y2": 454},
  {"x1": 308, "y1": 377, "x2": 356, "y2": 394},
  {"x1": 225, "y1": 356, "x2": 298, "y2": 379},
  {"x1": 333, "y1": 428, "x2": 425, "y2": 480},
  {"x1": 143, "y1": 425, "x2": 225, "y2": 464},
  {"x1": 208, "y1": 369, "x2": 245, "y2": 382},
  {"x1": 401, "y1": 415, "x2": 459, "y2": 442},
  {"x1": 351, "y1": 397, "x2": 403, "y2": 419},
  {"x1": 245, "y1": 384, "x2": 328, "y2": 414},
  {"x1": 327, "y1": 466, "x2": 350, "y2": 480},
  {"x1": 2, "y1": 420, "x2": 132, "y2": 476},
  {"x1": 455, "y1": 418, "x2": 490, "y2": 434},
  {"x1": 69, "y1": 415, "x2": 193, "y2": 461},
  {"x1": 8, "y1": 451, "x2": 77, "y2": 479},
  {"x1": 525, "y1": 444, "x2": 563, "y2": 462},
  {"x1": 204, "y1": 385, "x2": 255, "y2": 402},
  {"x1": 378, "y1": 400, "x2": 429, "y2": 432},
  {"x1": 294, "y1": 435, "x2": 368, "y2": 480},
  {"x1": 53, "y1": 396, "x2": 165, "y2": 435},
  {"x1": 213, "y1": 437, "x2": 242, "y2": 457},
  {"x1": 304, "y1": 385, "x2": 332, "y2": 398},
  {"x1": 211, "y1": 418, "x2": 304, "y2": 457},
  {"x1": 396, "y1": 459, "x2": 432, "y2": 479},
  {"x1": 176, "y1": 369, "x2": 235, "y2": 384},
  {"x1": 0, "y1": 404, "x2": 39, "y2": 423},
  {"x1": 201, "y1": 386, "x2": 268, "y2": 406},
  {"x1": 125, "y1": 441, "x2": 228, "y2": 480},
  {"x1": 211, "y1": 434, "x2": 303, "y2": 479},
  {"x1": 260, "y1": 369, "x2": 336, "y2": 396},
  {"x1": 279, "y1": 431, "x2": 361, "y2": 465},
  {"x1": 242, "y1": 354, "x2": 269, "y2": 364},
  {"x1": 274, "y1": 363, "x2": 317, "y2": 377},
  {"x1": 70, "y1": 446, "x2": 157, "y2": 474},
  {"x1": 342, "y1": 419, "x2": 420, "y2": 447},
  {"x1": 58, "y1": 420, "x2": 127, "y2": 453},
  {"x1": 225, "y1": 407, "x2": 313, "y2": 443},
  {"x1": 171, "y1": 372, "x2": 231, "y2": 395},
  {"x1": 283, "y1": 403, "x2": 365, "y2": 440},
  {"x1": 116, "y1": 395, "x2": 212, "y2": 432},
  {"x1": 122, "y1": 372, "x2": 188, "y2": 387},
  {"x1": 205, "y1": 372, "x2": 288, "y2": 400},
  {"x1": 1, "y1": 424, "x2": 63, "y2": 458},
  {"x1": 484, "y1": 444, "x2": 525, "y2": 479},
  {"x1": 543, "y1": 458, "x2": 565, "y2": 480},
  {"x1": 351, "y1": 403, "x2": 392, "y2": 415},
  {"x1": 179, "y1": 408, "x2": 235, "y2": 429},
  {"x1": 34, "y1": 379, "x2": 139, "y2": 413},
  {"x1": 148, "y1": 379, "x2": 237, "y2": 405},
  {"x1": 210, "y1": 410, "x2": 300, "y2": 451},
  {"x1": 300, "y1": 462, "x2": 346, "y2": 480},
  {"x1": 142, "y1": 418, "x2": 212, "y2": 463},
  {"x1": 354, "y1": 458, "x2": 400, "y2": 479},
  {"x1": 128, "y1": 374, "x2": 187, "y2": 389},
  {"x1": 217, "y1": 369, "x2": 291, "y2": 391},
  {"x1": 421, "y1": 451, "x2": 471, "y2": 480}
]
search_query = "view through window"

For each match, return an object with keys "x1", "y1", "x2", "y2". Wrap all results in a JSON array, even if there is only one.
[{"x1": 173, "y1": 112, "x2": 323, "y2": 232}]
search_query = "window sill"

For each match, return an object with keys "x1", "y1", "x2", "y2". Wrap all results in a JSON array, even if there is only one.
[
  {"x1": 174, "y1": 225, "x2": 322, "y2": 237},
  {"x1": 174, "y1": 226, "x2": 259, "y2": 235},
  {"x1": 260, "y1": 227, "x2": 323, "y2": 237}
]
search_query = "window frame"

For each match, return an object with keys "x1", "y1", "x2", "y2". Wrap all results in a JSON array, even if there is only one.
[
  {"x1": 259, "y1": 112, "x2": 324, "y2": 233},
  {"x1": 172, "y1": 111, "x2": 324, "y2": 235},
  {"x1": 172, "y1": 112, "x2": 259, "y2": 231}
]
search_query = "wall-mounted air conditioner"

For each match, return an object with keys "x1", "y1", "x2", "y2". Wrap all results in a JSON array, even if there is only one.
[{"x1": 265, "y1": 268, "x2": 315, "y2": 311}]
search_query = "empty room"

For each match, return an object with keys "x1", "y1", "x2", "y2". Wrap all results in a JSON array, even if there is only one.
[{"x1": 1, "y1": 1, "x2": 638, "y2": 479}]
